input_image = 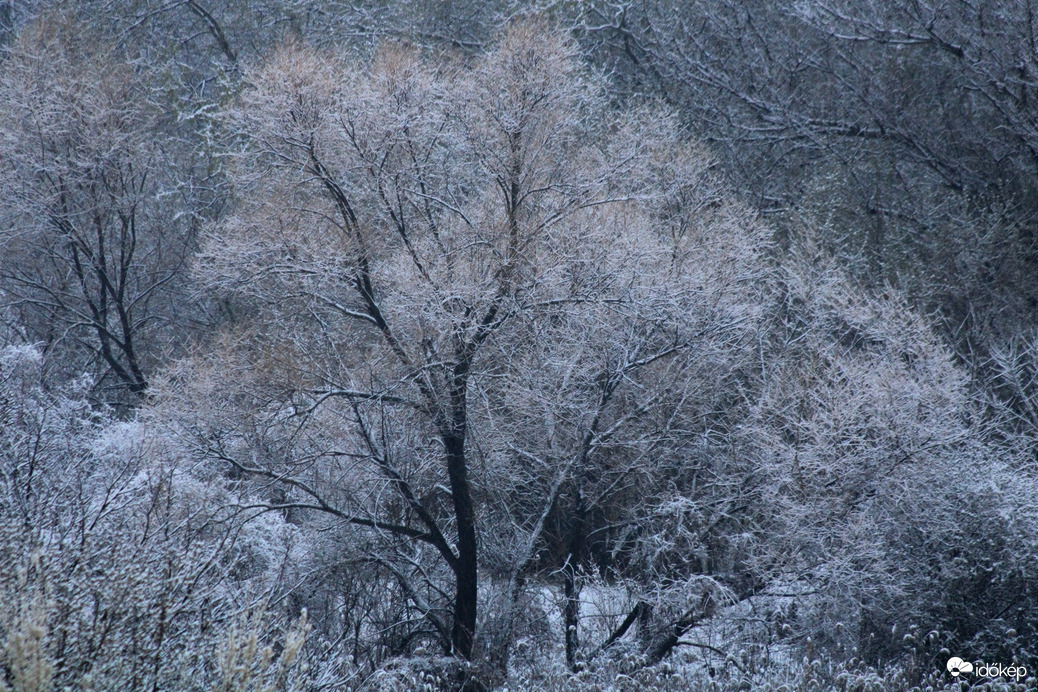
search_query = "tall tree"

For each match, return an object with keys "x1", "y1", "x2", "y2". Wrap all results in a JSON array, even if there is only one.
[{"x1": 161, "y1": 23, "x2": 769, "y2": 675}]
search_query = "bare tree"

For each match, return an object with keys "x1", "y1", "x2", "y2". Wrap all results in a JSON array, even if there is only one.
[
  {"x1": 739, "y1": 241, "x2": 1038, "y2": 664},
  {"x1": 574, "y1": 0, "x2": 1038, "y2": 373},
  {"x1": 152, "y1": 24, "x2": 771, "y2": 680},
  {"x1": 0, "y1": 15, "x2": 198, "y2": 402}
]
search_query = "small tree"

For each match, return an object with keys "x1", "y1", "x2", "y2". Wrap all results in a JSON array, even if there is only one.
[{"x1": 0, "y1": 14, "x2": 198, "y2": 403}]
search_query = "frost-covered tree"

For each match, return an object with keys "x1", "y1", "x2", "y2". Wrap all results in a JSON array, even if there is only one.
[
  {"x1": 741, "y1": 244, "x2": 1038, "y2": 668},
  {"x1": 153, "y1": 24, "x2": 771, "y2": 681},
  {"x1": 574, "y1": 0, "x2": 1038, "y2": 379},
  {"x1": 0, "y1": 14, "x2": 200, "y2": 403}
]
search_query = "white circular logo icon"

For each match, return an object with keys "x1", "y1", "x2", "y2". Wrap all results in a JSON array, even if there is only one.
[{"x1": 947, "y1": 657, "x2": 974, "y2": 677}]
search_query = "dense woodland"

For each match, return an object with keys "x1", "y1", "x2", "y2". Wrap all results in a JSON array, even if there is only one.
[{"x1": 1, "y1": 2, "x2": 1037, "y2": 691}]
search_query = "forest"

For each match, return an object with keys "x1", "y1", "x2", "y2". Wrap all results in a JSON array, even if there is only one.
[{"x1": 1, "y1": 2, "x2": 1036, "y2": 691}]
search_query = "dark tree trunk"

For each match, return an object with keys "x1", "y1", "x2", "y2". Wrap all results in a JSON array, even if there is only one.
[
  {"x1": 643, "y1": 590, "x2": 714, "y2": 666},
  {"x1": 445, "y1": 419, "x2": 477, "y2": 659}
]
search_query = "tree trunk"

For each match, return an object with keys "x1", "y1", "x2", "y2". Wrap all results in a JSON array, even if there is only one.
[
  {"x1": 563, "y1": 563, "x2": 581, "y2": 671},
  {"x1": 445, "y1": 430, "x2": 477, "y2": 661},
  {"x1": 563, "y1": 493, "x2": 587, "y2": 671}
]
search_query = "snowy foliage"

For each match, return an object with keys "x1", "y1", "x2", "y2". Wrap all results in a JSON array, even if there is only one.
[{"x1": 2, "y1": 5, "x2": 1038, "y2": 692}]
